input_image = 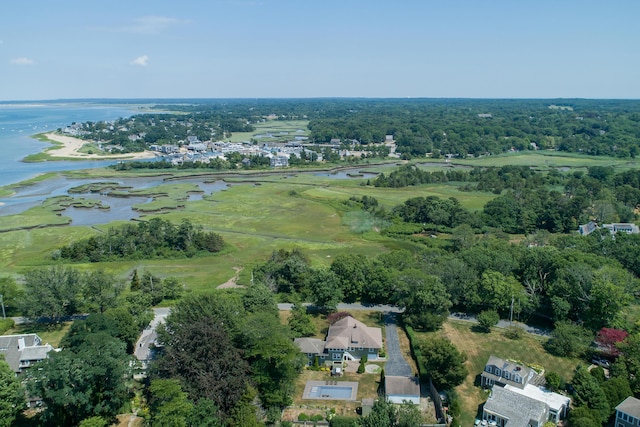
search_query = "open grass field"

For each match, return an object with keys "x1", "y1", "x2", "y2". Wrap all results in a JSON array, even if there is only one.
[
  {"x1": 413, "y1": 320, "x2": 581, "y2": 426},
  {"x1": 225, "y1": 119, "x2": 309, "y2": 143},
  {"x1": 450, "y1": 150, "x2": 640, "y2": 171},
  {"x1": 2, "y1": 150, "x2": 640, "y2": 288}
]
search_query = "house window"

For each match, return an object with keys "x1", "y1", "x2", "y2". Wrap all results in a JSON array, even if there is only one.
[
  {"x1": 369, "y1": 348, "x2": 376, "y2": 352},
  {"x1": 504, "y1": 372, "x2": 510, "y2": 380},
  {"x1": 514, "y1": 374, "x2": 520, "y2": 383},
  {"x1": 332, "y1": 353, "x2": 341, "y2": 360}
]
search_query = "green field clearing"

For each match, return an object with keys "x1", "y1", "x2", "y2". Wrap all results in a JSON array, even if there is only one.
[
  {"x1": 450, "y1": 150, "x2": 640, "y2": 170},
  {"x1": 225, "y1": 119, "x2": 309, "y2": 143},
  {"x1": 417, "y1": 320, "x2": 581, "y2": 426}
]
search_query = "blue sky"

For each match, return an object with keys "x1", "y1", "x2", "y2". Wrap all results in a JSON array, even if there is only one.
[{"x1": 1, "y1": 0, "x2": 638, "y2": 100}]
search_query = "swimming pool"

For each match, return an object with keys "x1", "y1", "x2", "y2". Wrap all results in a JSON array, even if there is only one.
[
  {"x1": 302, "y1": 381, "x2": 359, "y2": 401},
  {"x1": 309, "y1": 386, "x2": 353, "y2": 399}
]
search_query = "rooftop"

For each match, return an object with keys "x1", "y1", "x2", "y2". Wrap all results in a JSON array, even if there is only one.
[
  {"x1": 484, "y1": 386, "x2": 548, "y2": 427},
  {"x1": 617, "y1": 396, "x2": 640, "y2": 419},
  {"x1": 385, "y1": 375, "x2": 420, "y2": 397},
  {"x1": 505, "y1": 384, "x2": 570, "y2": 412},
  {"x1": 325, "y1": 316, "x2": 383, "y2": 350}
]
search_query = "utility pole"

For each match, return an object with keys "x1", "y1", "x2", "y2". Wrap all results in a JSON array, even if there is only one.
[
  {"x1": 0, "y1": 294, "x2": 5, "y2": 320},
  {"x1": 509, "y1": 295, "x2": 514, "y2": 326}
]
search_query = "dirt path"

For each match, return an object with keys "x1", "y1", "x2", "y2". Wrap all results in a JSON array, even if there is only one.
[{"x1": 217, "y1": 266, "x2": 245, "y2": 289}]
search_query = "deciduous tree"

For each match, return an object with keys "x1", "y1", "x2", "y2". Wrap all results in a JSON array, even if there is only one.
[
  {"x1": 21, "y1": 266, "x2": 82, "y2": 321},
  {"x1": 0, "y1": 357, "x2": 25, "y2": 427},
  {"x1": 418, "y1": 337, "x2": 468, "y2": 390}
]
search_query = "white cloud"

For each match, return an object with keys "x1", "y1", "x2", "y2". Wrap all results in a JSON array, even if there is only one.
[
  {"x1": 131, "y1": 55, "x2": 149, "y2": 66},
  {"x1": 10, "y1": 57, "x2": 34, "y2": 65},
  {"x1": 95, "y1": 16, "x2": 189, "y2": 35}
]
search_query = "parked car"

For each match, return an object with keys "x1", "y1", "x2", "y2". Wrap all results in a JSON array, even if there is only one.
[{"x1": 591, "y1": 357, "x2": 610, "y2": 368}]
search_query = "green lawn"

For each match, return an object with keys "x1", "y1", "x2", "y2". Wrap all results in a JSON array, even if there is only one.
[
  {"x1": 6, "y1": 322, "x2": 73, "y2": 348},
  {"x1": 422, "y1": 320, "x2": 581, "y2": 425}
]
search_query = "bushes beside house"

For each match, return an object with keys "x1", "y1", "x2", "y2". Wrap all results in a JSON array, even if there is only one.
[{"x1": 0, "y1": 318, "x2": 14, "y2": 334}]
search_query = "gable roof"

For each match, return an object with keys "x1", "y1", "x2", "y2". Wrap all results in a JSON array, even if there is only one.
[
  {"x1": 484, "y1": 386, "x2": 548, "y2": 427},
  {"x1": 617, "y1": 396, "x2": 640, "y2": 419},
  {"x1": 294, "y1": 337, "x2": 326, "y2": 355},
  {"x1": 325, "y1": 316, "x2": 383, "y2": 350},
  {"x1": 505, "y1": 384, "x2": 570, "y2": 413},
  {"x1": 0, "y1": 334, "x2": 53, "y2": 373},
  {"x1": 484, "y1": 355, "x2": 534, "y2": 386},
  {"x1": 385, "y1": 375, "x2": 420, "y2": 397}
]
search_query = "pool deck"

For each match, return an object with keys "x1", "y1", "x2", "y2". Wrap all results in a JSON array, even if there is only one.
[{"x1": 302, "y1": 380, "x2": 359, "y2": 401}]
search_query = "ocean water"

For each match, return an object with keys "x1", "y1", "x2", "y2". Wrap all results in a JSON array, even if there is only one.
[{"x1": 0, "y1": 102, "x2": 141, "y2": 188}]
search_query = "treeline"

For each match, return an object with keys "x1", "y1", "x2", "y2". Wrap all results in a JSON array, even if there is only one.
[
  {"x1": 73, "y1": 98, "x2": 640, "y2": 159},
  {"x1": 372, "y1": 164, "x2": 640, "y2": 234},
  {"x1": 254, "y1": 231, "x2": 640, "y2": 332},
  {"x1": 58, "y1": 218, "x2": 224, "y2": 262},
  {"x1": 3, "y1": 266, "x2": 172, "y2": 331},
  {"x1": 304, "y1": 98, "x2": 640, "y2": 158}
]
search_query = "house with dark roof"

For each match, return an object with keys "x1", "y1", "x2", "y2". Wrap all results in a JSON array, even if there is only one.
[
  {"x1": 578, "y1": 221, "x2": 598, "y2": 235},
  {"x1": 0, "y1": 334, "x2": 55, "y2": 374},
  {"x1": 385, "y1": 376, "x2": 420, "y2": 404},
  {"x1": 616, "y1": 396, "x2": 640, "y2": 427},
  {"x1": 481, "y1": 355, "x2": 537, "y2": 389},
  {"x1": 294, "y1": 316, "x2": 383, "y2": 366}
]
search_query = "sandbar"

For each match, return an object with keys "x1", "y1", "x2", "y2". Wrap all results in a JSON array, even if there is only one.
[{"x1": 43, "y1": 133, "x2": 158, "y2": 160}]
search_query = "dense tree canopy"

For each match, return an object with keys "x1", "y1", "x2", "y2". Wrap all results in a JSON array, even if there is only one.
[
  {"x1": 28, "y1": 332, "x2": 131, "y2": 426},
  {"x1": 0, "y1": 357, "x2": 25, "y2": 427},
  {"x1": 59, "y1": 218, "x2": 224, "y2": 262}
]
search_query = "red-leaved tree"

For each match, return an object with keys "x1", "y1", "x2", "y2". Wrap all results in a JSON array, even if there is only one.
[{"x1": 596, "y1": 327, "x2": 628, "y2": 357}]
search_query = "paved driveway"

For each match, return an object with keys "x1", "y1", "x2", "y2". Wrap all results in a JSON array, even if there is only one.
[
  {"x1": 383, "y1": 313, "x2": 413, "y2": 377},
  {"x1": 134, "y1": 308, "x2": 170, "y2": 363}
]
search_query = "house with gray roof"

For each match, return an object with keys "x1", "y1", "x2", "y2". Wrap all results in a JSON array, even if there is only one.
[
  {"x1": 294, "y1": 316, "x2": 383, "y2": 366},
  {"x1": 481, "y1": 355, "x2": 537, "y2": 389},
  {"x1": 616, "y1": 396, "x2": 640, "y2": 427},
  {"x1": 482, "y1": 385, "x2": 549, "y2": 427},
  {"x1": 0, "y1": 334, "x2": 55, "y2": 374},
  {"x1": 385, "y1": 376, "x2": 420, "y2": 404},
  {"x1": 480, "y1": 355, "x2": 570, "y2": 425}
]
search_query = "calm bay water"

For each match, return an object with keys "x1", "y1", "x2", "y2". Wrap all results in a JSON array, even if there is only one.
[{"x1": 0, "y1": 102, "x2": 141, "y2": 188}]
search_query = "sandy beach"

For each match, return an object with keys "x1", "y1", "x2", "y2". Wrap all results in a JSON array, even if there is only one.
[{"x1": 43, "y1": 133, "x2": 158, "y2": 160}]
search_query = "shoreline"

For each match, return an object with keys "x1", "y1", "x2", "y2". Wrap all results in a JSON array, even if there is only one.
[{"x1": 39, "y1": 132, "x2": 158, "y2": 161}]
